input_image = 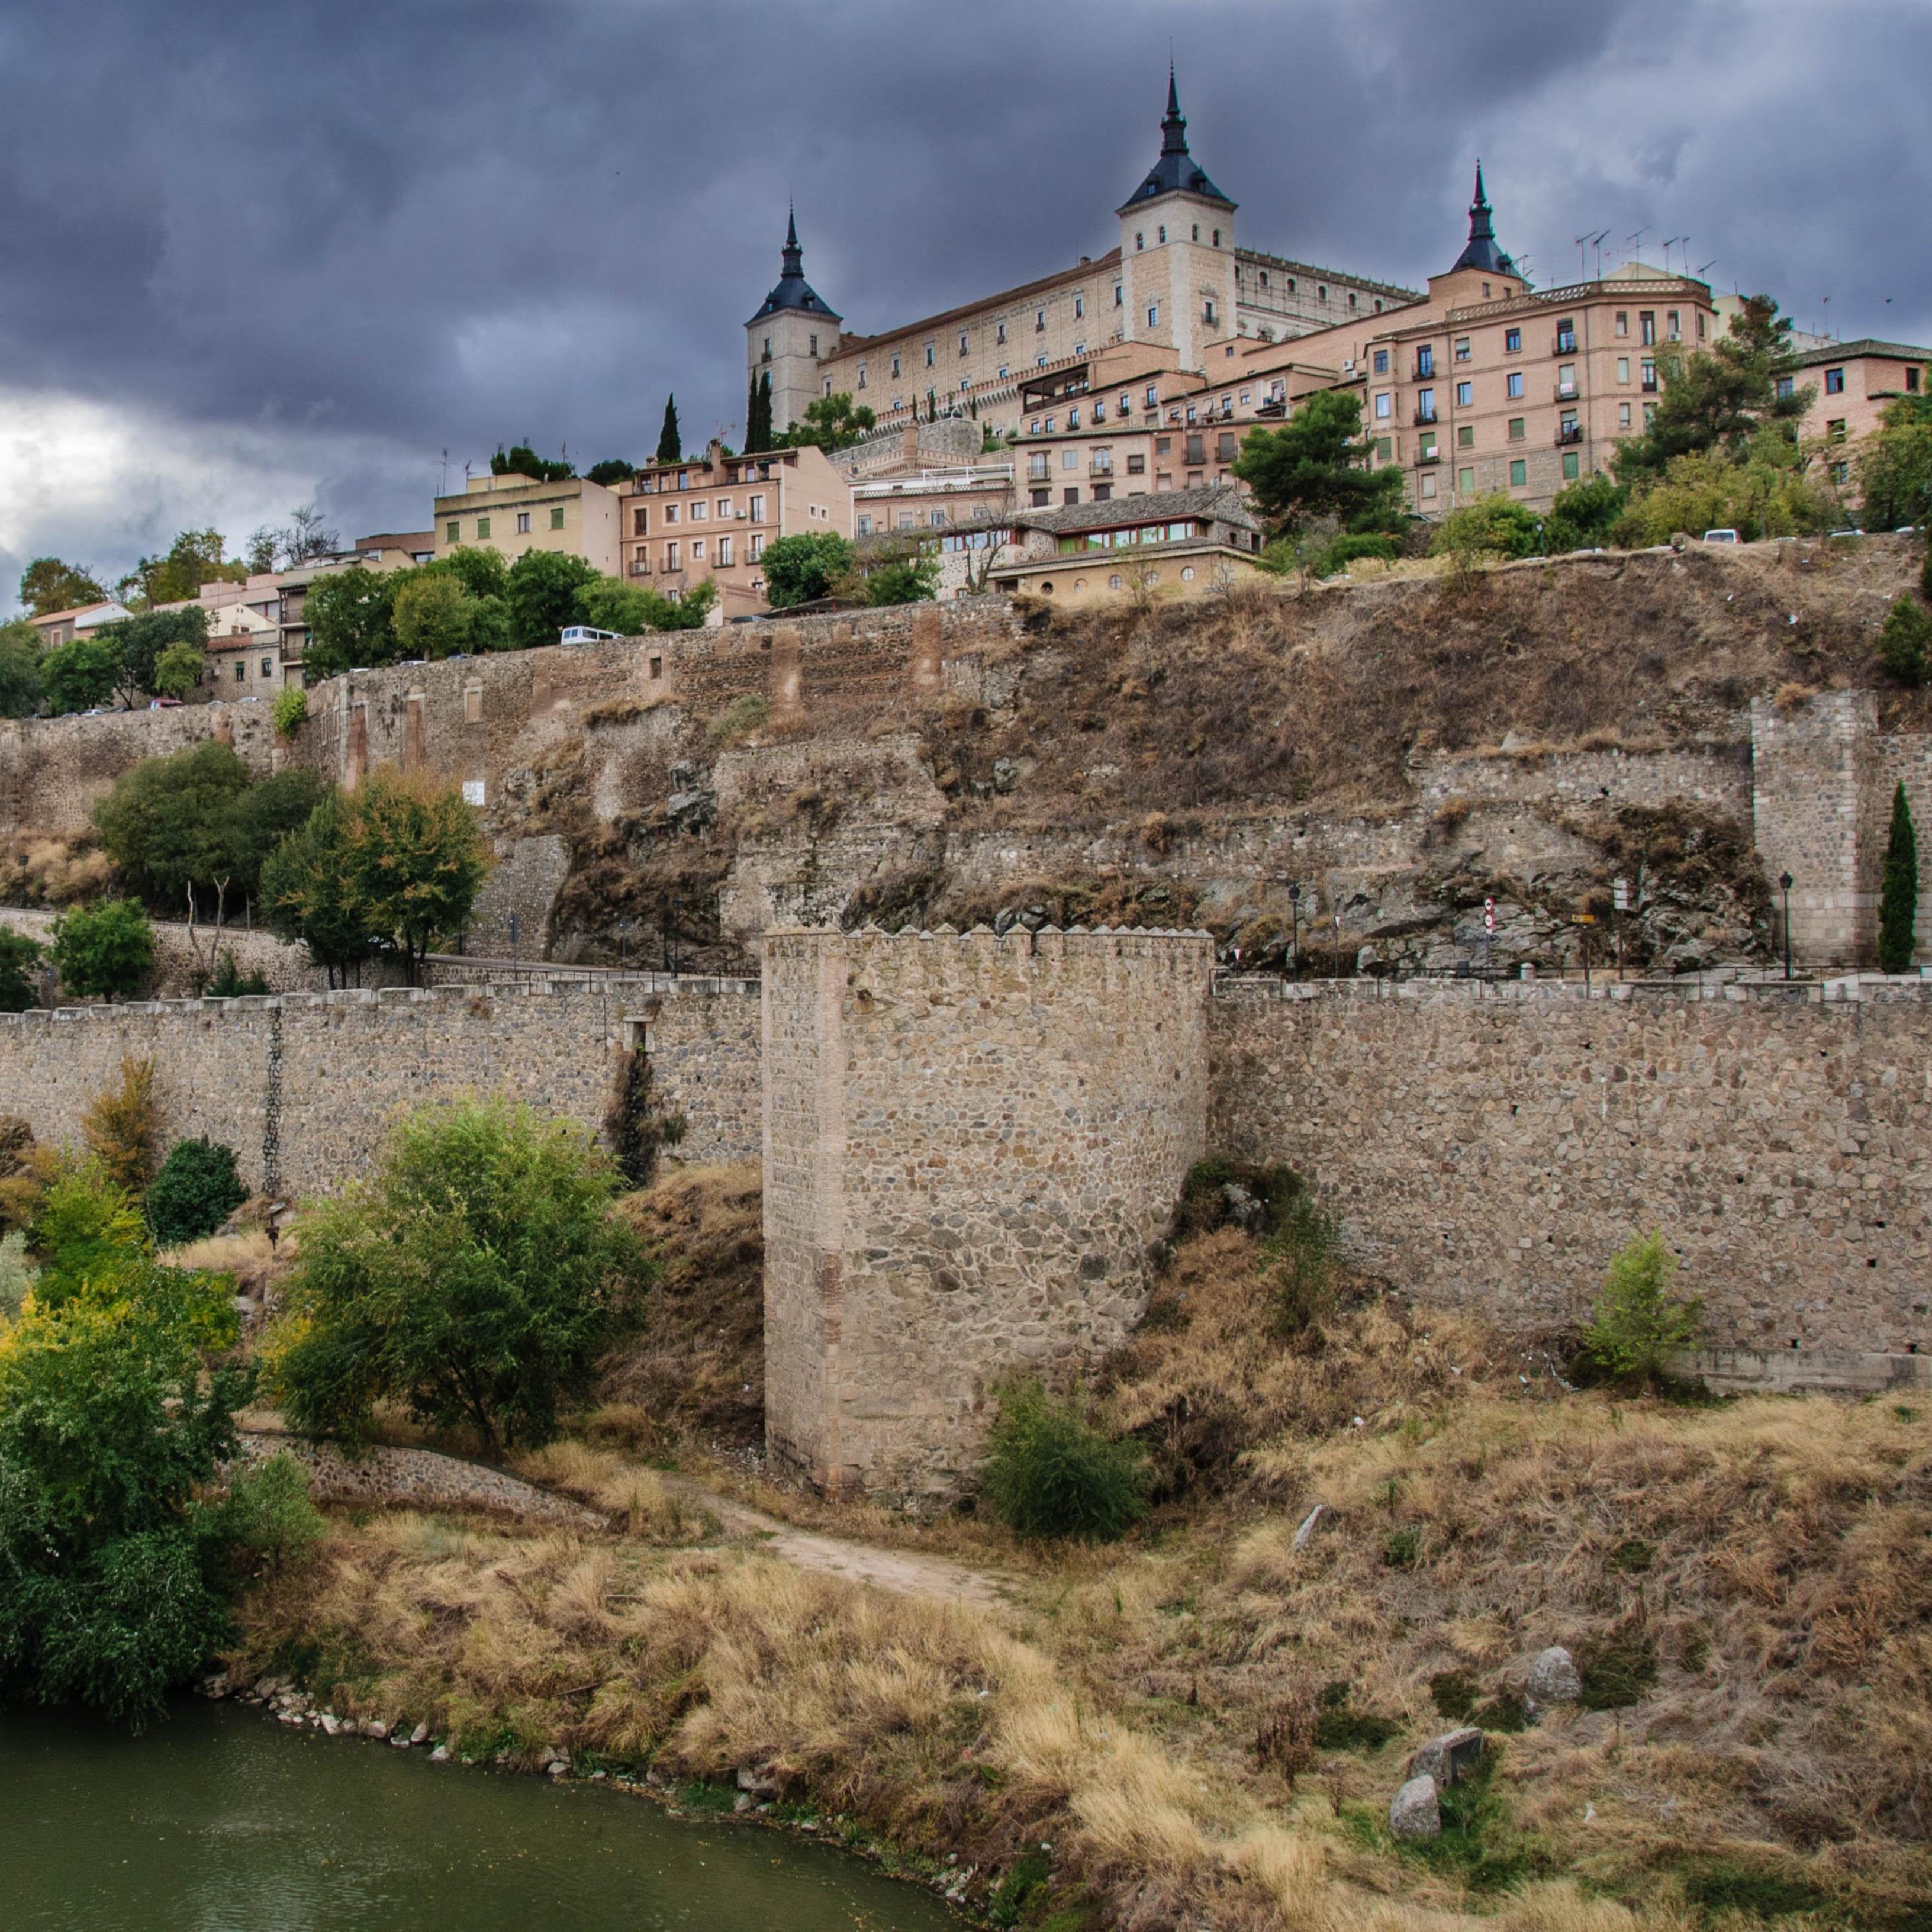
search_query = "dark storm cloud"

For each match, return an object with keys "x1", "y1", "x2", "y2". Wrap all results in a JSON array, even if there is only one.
[{"x1": 0, "y1": 0, "x2": 1927, "y2": 573}]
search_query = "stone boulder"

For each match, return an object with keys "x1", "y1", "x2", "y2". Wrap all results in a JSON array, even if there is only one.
[
  {"x1": 1407, "y1": 1726, "x2": 1485, "y2": 1789},
  {"x1": 1528, "y1": 1645, "x2": 1582, "y2": 1704},
  {"x1": 1389, "y1": 1774, "x2": 1441, "y2": 1841}
]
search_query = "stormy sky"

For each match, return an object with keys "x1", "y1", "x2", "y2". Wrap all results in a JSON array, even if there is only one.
[{"x1": 1, "y1": 0, "x2": 1927, "y2": 608}]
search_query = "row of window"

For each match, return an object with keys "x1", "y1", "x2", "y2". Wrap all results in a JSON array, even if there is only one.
[
  {"x1": 855, "y1": 509, "x2": 949, "y2": 535},
  {"x1": 1025, "y1": 382, "x2": 1280, "y2": 439},
  {"x1": 1055, "y1": 521, "x2": 1205, "y2": 555},
  {"x1": 446, "y1": 507, "x2": 568, "y2": 543},
  {"x1": 635, "y1": 494, "x2": 766, "y2": 534},
  {"x1": 1368, "y1": 307, "x2": 1702, "y2": 385},
  {"x1": 643, "y1": 533, "x2": 763, "y2": 571},
  {"x1": 1374, "y1": 355, "x2": 1661, "y2": 421}
]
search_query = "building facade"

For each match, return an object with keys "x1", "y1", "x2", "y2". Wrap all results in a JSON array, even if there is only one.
[
  {"x1": 433, "y1": 472, "x2": 620, "y2": 577},
  {"x1": 989, "y1": 484, "x2": 1264, "y2": 604},
  {"x1": 615, "y1": 440, "x2": 852, "y2": 618},
  {"x1": 1782, "y1": 339, "x2": 1930, "y2": 495}
]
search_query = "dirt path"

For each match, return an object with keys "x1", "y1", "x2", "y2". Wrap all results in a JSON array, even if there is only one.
[{"x1": 666, "y1": 1476, "x2": 1015, "y2": 1609}]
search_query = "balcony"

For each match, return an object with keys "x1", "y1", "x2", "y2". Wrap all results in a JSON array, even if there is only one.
[
  {"x1": 1415, "y1": 446, "x2": 1441, "y2": 466},
  {"x1": 1554, "y1": 383, "x2": 1579, "y2": 401},
  {"x1": 1412, "y1": 407, "x2": 1438, "y2": 426},
  {"x1": 1413, "y1": 360, "x2": 1435, "y2": 381},
  {"x1": 1556, "y1": 424, "x2": 1584, "y2": 446},
  {"x1": 1089, "y1": 462, "x2": 1115, "y2": 478},
  {"x1": 1641, "y1": 378, "x2": 1659, "y2": 394},
  {"x1": 1553, "y1": 334, "x2": 1577, "y2": 355}
]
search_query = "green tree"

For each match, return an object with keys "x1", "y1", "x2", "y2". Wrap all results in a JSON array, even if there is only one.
[
  {"x1": 432, "y1": 545, "x2": 509, "y2": 601},
  {"x1": 144, "y1": 1139, "x2": 247, "y2": 1247},
  {"x1": 223, "y1": 767, "x2": 333, "y2": 906},
  {"x1": 1879, "y1": 781, "x2": 1918, "y2": 974},
  {"x1": 301, "y1": 567, "x2": 400, "y2": 679},
  {"x1": 584, "y1": 458, "x2": 635, "y2": 487},
  {"x1": 51, "y1": 900, "x2": 154, "y2": 1003},
  {"x1": 392, "y1": 571, "x2": 475, "y2": 659},
  {"x1": 1610, "y1": 440, "x2": 1841, "y2": 546},
  {"x1": 1231, "y1": 389, "x2": 1408, "y2": 534},
  {"x1": 1582, "y1": 1231, "x2": 1702, "y2": 1383},
  {"x1": 1879, "y1": 594, "x2": 1931, "y2": 687},
  {"x1": 979, "y1": 1380, "x2": 1149, "y2": 1543},
  {"x1": 1613, "y1": 295, "x2": 1808, "y2": 485},
  {"x1": 760, "y1": 532, "x2": 856, "y2": 608},
  {"x1": 655, "y1": 395, "x2": 681, "y2": 465},
  {"x1": 0, "y1": 928, "x2": 42, "y2": 1012},
  {"x1": 1429, "y1": 494, "x2": 1544, "y2": 568},
  {"x1": 342, "y1": 771, "x2": 491, "y2": 981},
  {"x1": 40, "y1": 636, "x2": 123, "y2": 713},
  {"x1": 18, "y1": 558, "x2": 107, "y2": 618},
  {"x1": 267, "y1": 1099, "x2": 650, "y2": 1454},
  {"x1": 1544, "y1": 472, "x2": 1628, "y2": 551},
  {"x1": 117, "y1": 529, "x2": 246, "y2": 610},
  {"x1": 94, "y1": 742, "x2": 253, "y2": 910},
  {"x1": 0, "y1": 618, "x2": 44, "y2": 717},
  {"x1": 864, "y1": 548, "x2": 939, "y2": 606},
  {"x1": 1857, "y1": 395, "x2": 1932, "y2": 531},
  {"x1": 272, "y1": 686, "x2": 308, "y2": 738},
  {"x1": 505, "y1": 548, "x2": 601, "y2": 648},
  {"x1": 781, "y1": 391, "x2": 877, "y2": 452},
  {"x1": 573, "y1": 576, "x2": 714, "y2": 635},
  {"x1": 93, "y1": 608, "x2": 211, "y2": 706},
  {"x1": 242, "y1": 507, "x2": 340, "y2": 575},
  {"x1": 0, "y1": 1219, "x2": 250, "y2": 1726},
  {"x1": 260, "y1": 792, "x2": 373, "y2": 988},
  {"x1": 490, "y1": 444, "x2": 575, "y2": 483},
  {"x1": 151, "y1": 638, "x2": 205, "y2": 699}
]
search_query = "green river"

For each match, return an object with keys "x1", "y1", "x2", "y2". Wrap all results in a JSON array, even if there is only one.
[{"x1": 2, "y1": 1699, "x2": 959, "y2": 1931}]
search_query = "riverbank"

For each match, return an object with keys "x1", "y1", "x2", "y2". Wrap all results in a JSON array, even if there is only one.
[{"x1": 226, "y1": 1223, "x2": 1932, "y2": 1932}]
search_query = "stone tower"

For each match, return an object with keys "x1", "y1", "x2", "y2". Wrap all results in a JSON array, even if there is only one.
[
  {"x1": 1116, "y1": 70, "x2": 1238, "y2": 373},
  {"x1": 746, "y1": 207, "x2": 842, "y2": 442}
]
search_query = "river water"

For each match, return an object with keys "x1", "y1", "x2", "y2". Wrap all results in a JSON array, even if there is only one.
[{"x1": 2, "y1": 1699, "x2": 958, "y2": 1932}]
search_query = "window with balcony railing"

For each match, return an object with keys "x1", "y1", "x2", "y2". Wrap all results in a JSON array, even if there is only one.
[
  {"x1": 1415, "y1": 347, "x2": 1435, "y2": 378},
  {"x1": 1414, "y1": 388, "x2": 1437, "y2": 423},
  {"x1": 1554, "y1": 321, "x2": 1577, "y2": 353}
]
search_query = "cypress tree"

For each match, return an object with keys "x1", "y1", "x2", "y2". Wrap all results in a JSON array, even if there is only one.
[
  {"x1": 759, "y1": 372, "x2": 775, "y2": 451},
  {"x1": 655, "y1": 395, "x2": 681, "y2": 465},
  {"x1": 1879, "y1": 781, "x2": 1918, "y2": 973},
  {"x1": 745, "y1": 375, "x2": 759, "y2": 454}
]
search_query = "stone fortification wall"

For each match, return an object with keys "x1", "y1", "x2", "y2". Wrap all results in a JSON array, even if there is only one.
[
  {"x1": 0, "y1": 977, "x2": 760, "y2": 1198},
  {"x1": 1209, "y1": 975, "x2": 1932, "y2": 1357},
  {"x1": 0, "y1": 906, "x2": 343, "y2": 999},
  {"x1": 0, "y1": 702, "x2": 278, "y2": 837},
  {"x1": 762, "y1": 925, "x2": 1212, "y2": 1498}
]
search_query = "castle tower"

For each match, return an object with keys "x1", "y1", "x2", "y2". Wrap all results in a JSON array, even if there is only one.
[
  {"x1": 1116, "y1": 70, "x2": 1238, "y2": 373},
  {"x1": 746, "y1": 207, "x2": 842, "y2": 440}
]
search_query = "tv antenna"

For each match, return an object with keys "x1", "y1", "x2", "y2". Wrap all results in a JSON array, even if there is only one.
[
  {"x1": 439, "y1": 447, "x2": 448, "y2": 496},
  {"x1": 1661, "y1": 236, "x2": 1682, "y2": 273},
  {"x1": 1625, "y1": 227, "x2": 1647, "y2": 265},
  {"x1": 1695, "y1": 257, "x2": 1717, "y2": 280},
  {"x1": 1583, "y1": 229, "x2": 1610, "y2": 279}
]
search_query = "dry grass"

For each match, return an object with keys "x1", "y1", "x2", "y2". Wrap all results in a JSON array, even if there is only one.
[
  {"x1": 508, "y1": 1441, "x2": 700, "y2": 1542},
  {"x1": 0, "y1": 831, "x2": 115, "y2": 906},
  {"x1": 163, "y1": 1226, "x2": 290, "y2": 1308}
]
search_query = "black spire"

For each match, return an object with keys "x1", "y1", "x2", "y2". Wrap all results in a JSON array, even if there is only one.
[
  {"x1": 749, "y1": 204, "x2": 841, "y2": 325},
  {"x1": 1449, "y1": 162, "x2": 1519, "y2": 276},
  {"x1": 1118, "y1": 69, "x2": 1234, "y2": 214}
]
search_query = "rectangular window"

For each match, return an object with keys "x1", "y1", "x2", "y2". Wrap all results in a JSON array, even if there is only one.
[
  {"x1": 959, "y1": 331, "x2": 968, "y2": 355},
  {"x1": 1775, "y1": 375, "x2": 1794, "y2": 399},
  {"x1": 446, "y1": 520, "x2": 459, "y2": 543},
  {"x1": 1216, "y1": 432, "x2": 1237, "y2": 462},
  {"x1": 1416, "y1": 346, "x2": 1434, "y2": 376},
  {"x1": 1666, "y1": 309, "x2": 1680, "y2": 340},
  {"x1": 856, "y1": 363, "x2": 865, "y2": 389},
  {"x1": 1509, "y1": 458, "x2": 1527, "y2": 488},
  {"x1": 1508, "y1": 417, "x2": 1525, "y2": 440},
  {"x1": 855, "y1": 513, "x2": 872, "y2": 536},
  {"x1": 1615, "y1": 311, "x2": 1628, "y2": 337},
  {"x1": 1185, "y1": 434, "x2": 1205, "y2": 464},
  {"x1": 1415, "y1": 388, "x2": 1435, "y2": 421},
  {"x1": 690, "y1": 539, "x2": 704, "y2": 559},
  {"x1": 1827, "y1": 418, "x2": 1847, "y2": 441},
  {"x1": 1147, "y1": 304, "x2": 1159, "y2": 327},
  {"x1": 1114, "y1": 284, "x2": 1123, "y2": 307},
  {"x1": 1145, "y1": 384, "x2": 1158, "y2": 407},
  {"x1": 717, "y1": 497, "x2": 732, "y2": 519},
  {"x1": 749, "y1": 533, "x2": 764, "y2": 560},
  {"x1": 1555, "y1": 319, "x2": 1576, "y2": 353},
  {"x1": 689, "y1": 501, "x2": 706, "y2": 521},
  {"x1": 633, "y1": 507, "x2": 648, "y2": 534},
  {"x1": 925, "y1": 343, "x2": 934, "y2": 366},
  {"x1": 1618, "y1": 402, "x2": 1631, "y2": 427},
  {"x1": 1074, "y1": 295, "x2": 1084, "y2": 319},
  {"x1": 1373, "y1": 349, "x2": 1389, "y2": 374},
  {"x1": 1561, "y1": 450, "x2": 1581, "y2": 479},
  {"x1": 717, "y1": 536, "x2": 732, "y2": 566},
  {"x1": 1505, "y1": 327, "x2": 1521, "y2": 353},
  {"x1": 1419, "y1": 430, "x2": 1438, "y2": 461},
  {"x1": 1063, "y1": 449, "x2": 1079, "y2": 471},
  {"x1": 1454, "y1": 337, "x2": 1471, "y2": 361},
  {"x1": 1640, "y1": 311, "x2": 1656, "y2": 345},
  {"x1": 1063, "y1": 487, "x2": 1079, "y2": 505},
  {"x1": 475, "y1": 516, "x2": 491, "y2": 539},
  {"x1": 1126, "y1": 453, "x2": 1145, "y2": 474},
  {"x1": 1824, "y1": 366, "x2": 1845, "y2": 394},
  {"x1": 665, "y1": 542, "x2": 679, "y2": 568},
  {"x1": 1456, "y1": 381, "x2": 1473, "y2": 407},
  {"x1": 1557, "y1": 363, "x2": 1576, "y2": 395},
  {"x1": 1374, "y1": 391, "x2": 1392, "y2": 419},
  {"x1": 549, "y1": 506, "x2": 565, "y2": 530},
  {"x1": 1457, "y1": 423, "x2": 1474, "y2": 447},
  {"x1": 516, "y1": 510, "x2": 532, "y2": 533},
  {"x1": 1036, "y1": 308, "x2": 1046, "y2": 331},
  {"x1": 1909, "y1": 366, "x2": 1923, "y2": 392},
  {"x1": 1506, "y1": 371, "x2": 1524, "y2": 399},
  {"x1": 748, "y1": 494, "x2": 765, "y2": 522},
  {"x1": 1457, "y1": 467, "x2": 1475, "y2": 495},
  {"x1": 1641, "y1": 358, "x2": 1657, "y2": 390},
  {"x1": 1374, "y1": 436, "x2": 1392, "y2": 460},
  {"x1": 808, "y1": 333, "x2": 817, "y2": 355}
]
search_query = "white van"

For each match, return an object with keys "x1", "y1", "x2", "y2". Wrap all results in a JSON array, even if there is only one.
[{"x1": 1701, "y1": 529, "x2": 1740, "y2": 544}]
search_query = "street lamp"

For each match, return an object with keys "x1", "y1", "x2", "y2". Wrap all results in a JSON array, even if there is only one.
[{"x1": 1779, "y1": 871, "x2": 1793, "y2": 980}]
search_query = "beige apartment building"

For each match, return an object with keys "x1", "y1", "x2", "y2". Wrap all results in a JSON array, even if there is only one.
[
  {"x1": 433, "y1": 472, "x2": 620, "y2": 576},
  {"x1": 748, "y1": 77, "x2": 1415, "y2": 444},
  {"x1": 988, "y1": 485, "x2": 1264, "y2": 603},
  {"x1": 616, "y1": 440, "x2": 850, "y2": 618},
  {"x1": 1783, "y1": 339, "x2": 1930, "y2": 495}
]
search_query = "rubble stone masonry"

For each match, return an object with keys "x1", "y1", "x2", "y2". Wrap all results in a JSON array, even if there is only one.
[
  {"x1": 1210, "y1": 976, "x2": 1932, "y2": 1357},
  {"x1": 762, "y1": 926, "x2": 1212, "y2": 1497},
  {"x1": 0, "y1": 978, "x2": 761, "y2": 1198}
]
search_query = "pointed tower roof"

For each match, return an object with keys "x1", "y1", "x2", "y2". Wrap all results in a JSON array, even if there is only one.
[
  {"x1": 748, "y1": 205, "x2": 841, "y2": 326},
  {"x1": 1449, "y1": 163, "x2": 1519, "y2": 276},
  {"x1": 1118, "y1": 68, "x2": 1234, "y2": 214}
]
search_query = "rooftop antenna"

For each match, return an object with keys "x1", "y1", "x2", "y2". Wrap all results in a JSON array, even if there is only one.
[
  {"x1": 1592, "y1": 230, "x2": 1611, "y2": 279},
  {"x1": 439, "y1": 447, "x2": 448, "y2": 497},
  {"x1": 1695, "y1": 257, "x2": 1717, "y2": 281},
  {"x1": 1661, "y1": 236, "x2": 1682, "y2": 273},
  {"x1": 1626, "y1": 227, "x2": 1647, "y2": 266},
  {"x1": 1573, "y1": 231, "x2": 1593, "y2": 278}
]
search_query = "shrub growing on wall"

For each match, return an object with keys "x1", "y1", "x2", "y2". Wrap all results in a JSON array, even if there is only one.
[
  {"x1": 145, "y1": 1139, "x2": 247, "y2": 1247},
  {"x1": 267, "y1": 1099, "x2": 652, "y2": 1455},
  {"x1": 1580, "y1": 1231, "x2": 1703, "y2": 1383},
  {"x1": 80, "y1": 1055, "x2": 161, "y2": 1198},
  {"x1": 1878, "y1": 595, "x2": 1931, "y2": 688}
]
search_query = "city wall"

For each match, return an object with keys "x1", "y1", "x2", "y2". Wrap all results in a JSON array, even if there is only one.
[
  {"x1": 762, "y1": 926, "x2": 1212, "y2": 1497},
  {"x1": 1210, "y1": 975, "x2": 1932, "y2": 1358},
  {"x1": 0, "y1": 978, "x2": 761, "y2": 1199}
]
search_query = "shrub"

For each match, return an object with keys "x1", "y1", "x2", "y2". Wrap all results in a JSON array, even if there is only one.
[
  {"x1": 1580, "y1": 1230, "x2": 1702, "y2": 1383},
  {"x1": 272, "y1": 686, "x2": 308, "y2": 738},
  {"x1": 0, "y1": 1228, "x2": 36, "y2": 1317},
  {"x1": 1173, "y1": 1158, "x2": 1309, "y2": 1239},
  {"x1": 1878, "y1": 594, "x2": 1931, "y2": 687},
  {"x1": 145, "y1": 1138, "x2": 247, "y2": 1247},
  {"x1": 1265, "y1": 1190, "x2": 1342, "y2": 1337},
  {"x1": 205, "y1": 1453, "x2": 324, "y2": 1576},
  {"x1": 1383, "y1": 1525, "x2": 1422, "y2": 1568},
  {"x1": 1315, "y1": 531, "x2": 1399, "y2": 576},
  {"x1": 267, "y1": 1099, "x2": 651, "y2": 1454},
  {"x1": 978, "y1": 1379, "x2": 1149, "y2": 1543},
  {"x1": 28, "y1": 1163, "x2": 150, "y2": 1306},
  {"x1": 81, "y1": 1055, "x2": 160, "y2": 1198},
  {"x1": 1255, "y1": 1675, "x2": 1319, "y2": 1783},
  {"x1": 51, "y1": 898, "x2": 154, "y2": 1002},
  {"x1": 1879, "y1": 781, "x2": 1918, "y2": 974},
  {"x1": 705, "y1": 694, "x2": 771, "y2": 748},
  {"x1": 1311, "y1": 1679, "x2": 1400, "y2": 1750},
  {"x1": 1429, "y1": 494, "x2": 1543, "y2": 568},
  {"x1": 198, "y1": 950, "x2": 270, "y2": 998},
  {"x1": 0, "y1": 926, "x2": 41, "y2": 1012},
  {"x1": 1574, "y1": 1625, "x2": 1659, "y2": 1709},
  {"x1": 1429, "y1": 1669, "x2": 1476, "y2": 1721}
]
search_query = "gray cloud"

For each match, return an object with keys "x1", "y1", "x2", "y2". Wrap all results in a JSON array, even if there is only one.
[{"x1": 0, "y1": 0, "x2": 1926, "y2": 597}]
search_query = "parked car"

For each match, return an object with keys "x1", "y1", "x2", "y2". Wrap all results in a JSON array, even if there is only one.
[
  {"x1": 1701, "y1": 529, "x2": 1740, "y2": 544},
  {"x1": 148, "y1": 697, "x2": 183, "y2": 709}
]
